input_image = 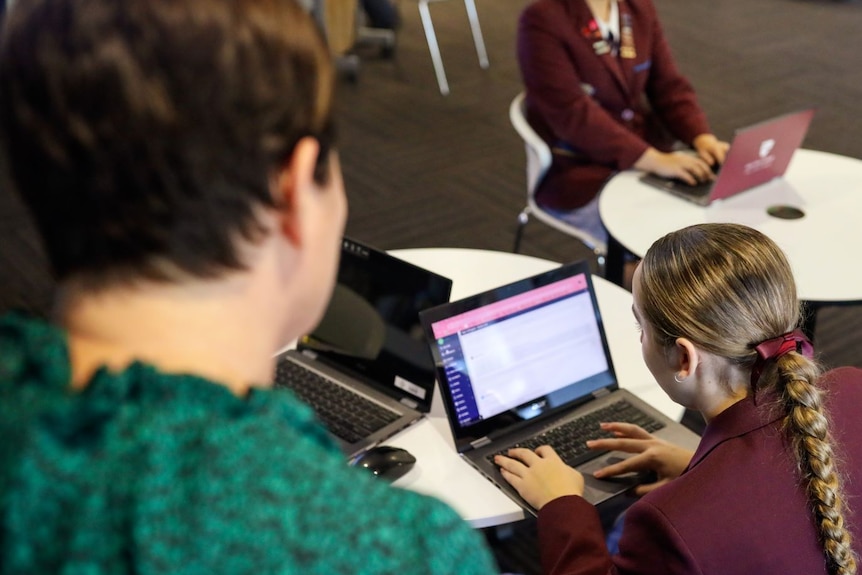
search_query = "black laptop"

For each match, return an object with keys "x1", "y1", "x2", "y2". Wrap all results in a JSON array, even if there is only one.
[
  {"x1": 274, "y1": 237, "x2": 453, "y2": 457},
  {"x1": 419, "y1": 260, "x2": 700, "y2": 514}
]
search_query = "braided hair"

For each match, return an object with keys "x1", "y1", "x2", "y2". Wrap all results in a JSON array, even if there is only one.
[{"x1": 638, "y1": 223, "x2": 856, "y2": 575}]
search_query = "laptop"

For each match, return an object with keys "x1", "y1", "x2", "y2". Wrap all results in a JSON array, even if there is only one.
[
  {"x1": 419, "y1": 260, "x2": 700, "y2": 515},
  {"x1": 274, "y1": 237, "x2": 453, "y2": 458},
  {"x1": 640, "y1": 108, "x2": 815, "y2": 205}
]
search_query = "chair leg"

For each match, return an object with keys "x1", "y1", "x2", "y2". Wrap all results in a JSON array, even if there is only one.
[
  {"x1": 605, "y1": 235, "x2": 625, "y2": 288},
  {"x1": 513, "y1": 209, "x2": 530, "y2": 253},
  {"x1": 335, "y1": 54, "x2": 360, "y2": 83},
  {"x1": 463, "y1": 0, "x2": 488, "y2": 69},
  {"x1": 417, "y1": 0, "x2": 450, "y2": 95}
]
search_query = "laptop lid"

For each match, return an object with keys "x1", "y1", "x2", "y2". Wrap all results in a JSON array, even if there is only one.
[
  {"x1": 419, "y1": 260, "x2": 619, "y2": 452},
  {"x1": 639, "y1": 108, "x2": 814, "y2": 205},
  {"x1": 708, "y1": 108, "x2": 814, "y2": 202},
  {"x1": 297, "y1": 237, "x2": 453, "y2": 412}
]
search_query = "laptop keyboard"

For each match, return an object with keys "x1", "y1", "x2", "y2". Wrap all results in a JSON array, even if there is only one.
[
  {"x1": 669, "y1": 163, "x2": 721, "y2": 195},
  {"x1": 275, "y1": 359, "x2": 401, "y2": 443},
  {"x1": 488, "y1": 399, "x2": 665, "y2": 469},
  {"x1": 670, "y1": 178, "x2": 713, "y2": 196}
]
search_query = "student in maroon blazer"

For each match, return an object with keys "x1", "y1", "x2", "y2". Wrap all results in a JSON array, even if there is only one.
[
  {"x1": 518, "y1": 0, "x2": 728, "y2": 243},
  {"x1": 496, "y1": 223, "x2": 860, "y2": 575}
]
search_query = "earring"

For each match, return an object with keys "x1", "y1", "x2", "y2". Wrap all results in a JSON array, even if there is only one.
[{"x1": 674, "y1": 372, "x2": 686, "y2": 383}]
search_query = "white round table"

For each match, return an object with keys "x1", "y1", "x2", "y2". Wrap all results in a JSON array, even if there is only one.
[{"x1": 599, "y1": 149, "x2": 862, "y2": 304}]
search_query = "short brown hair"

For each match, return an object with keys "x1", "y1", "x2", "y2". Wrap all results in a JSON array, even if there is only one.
[{"x1": 0, "y1": 0, "x2": 335, "y2": 286}]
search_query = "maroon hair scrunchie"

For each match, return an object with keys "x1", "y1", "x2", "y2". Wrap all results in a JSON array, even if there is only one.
[{"x1": 750, "y1": 328, "x2": 814, "y2": 387}]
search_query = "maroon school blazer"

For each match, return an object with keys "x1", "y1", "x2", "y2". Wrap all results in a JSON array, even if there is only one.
[
  {"x1": 535, "y1": 367, "x2": 862, "y2": 575},
  {"x1": 517, "y1": 0, "x2": 711, "y2": 210}
]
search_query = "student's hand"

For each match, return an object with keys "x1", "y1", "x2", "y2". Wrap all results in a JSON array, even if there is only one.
[
  {"x1": 495, "y1": 446, "x2": 585, "y2": 510},
  {"x1": 693, "y1": 133, "x2": 730, "y2": 167},
  {"x1": 633, "y1": 147, "x2": 714, "y2": 185},
  {"x1": 588, "y1": 422, "x2": 695, "y2": 496}
]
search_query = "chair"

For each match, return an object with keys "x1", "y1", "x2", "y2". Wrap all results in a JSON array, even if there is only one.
[
  {"x1": 354, "y1": 0, "x2": 397, "y2": 58},
  {"x1": 508, "y1": 92, "x2": 607, "y2": 273},
  {"x1": 418, "y1": 0, "x2": 489, "y2": 95},
  {"x1": 308, "y1": 0, "x2": 361, "y2": 81}
]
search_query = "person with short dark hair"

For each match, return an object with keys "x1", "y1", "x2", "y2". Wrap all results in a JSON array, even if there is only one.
[
  {"x1": 496, "y1": 223, "x2": 862, "y2": 575},
  {"x1": 0, "y1": 1, "x2": 497, "y2": 573}
]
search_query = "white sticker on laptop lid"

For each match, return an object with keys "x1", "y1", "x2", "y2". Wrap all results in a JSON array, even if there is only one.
[{"x1": 394, "y1": 376, "x2": 426, "y2": 400}]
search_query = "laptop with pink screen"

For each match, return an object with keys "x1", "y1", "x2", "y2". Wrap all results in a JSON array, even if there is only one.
[
  {"x1": 419, "y1": 260, "x2": 701, "y2": 515},
  {"x1": 640, "y1": 109, "x2": 815, "y2": 206}
]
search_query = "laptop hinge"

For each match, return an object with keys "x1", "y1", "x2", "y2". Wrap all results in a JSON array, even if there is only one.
[
  {"x1": 592, "y1": 387, "x2": 612, "y2": 399},
  {"x1": 470, "y1": 436, "x2": 492, "y2": 450},
  {"x1": 399, "y1": 397, "x2": 418, "y2": 409}
]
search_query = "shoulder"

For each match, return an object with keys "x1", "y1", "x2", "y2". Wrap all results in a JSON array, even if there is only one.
[
  {"x1": 821, "y1": 366, "x2": 862, "y2": 387},
  {"x1": 185, "y1": 389, "x2": 496, "y2": 573},
  {"x1": 633, "y1": 413, "x2": 801, "y2": 529},
  {"x1": 359, "y1": 486, "x2": 498, "y2": 574},
  {"x1": 0, "y1": 351, "x2": 496, "y2": 574},
  {"x1": 0, "y1": 312, "x2": 69, "y2": 390},
  {"x1": 821, "y1": 366, "x2": 862, "y2": 438},
  {"x1": 520, "y1": 0, "x2": 570, "y2": 28},
  {"x1": 821, "y1": 367, "x2": 862, "y2": 420},
  {"x1": 140, "y1": 387, "x2": 495, "y2": 573},
  {"x1": 249, "y1": 444, "x2": 496, "y2": 573}
]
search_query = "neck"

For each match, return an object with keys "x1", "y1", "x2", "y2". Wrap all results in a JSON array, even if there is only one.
[
  {"x1": 693, "y1": 361, "x2": 750, "y2": 422},
  {"x1": 700, "y1": 389, "x2": 748, "y2": 422},
  {"x1": 58, "y1": 244, "x2": 304, "y2": 395},
  {"x1": 585, "y1": 0, "x2": 612, "y2": 21}
]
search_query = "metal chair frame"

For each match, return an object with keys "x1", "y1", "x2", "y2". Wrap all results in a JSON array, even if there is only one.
[
  {"x1": 418, "y1": 0, "x2": 488, "y2": 95},
  {"x1": 509, "y1": 92, "x2": 607, "y2": 274}
]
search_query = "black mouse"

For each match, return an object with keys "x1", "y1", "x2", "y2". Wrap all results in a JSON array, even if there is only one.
[{"x1": 351, "y1": 445, "x2": 416, "y2": 482}]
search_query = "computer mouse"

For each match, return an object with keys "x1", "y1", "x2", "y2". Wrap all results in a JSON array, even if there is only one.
[{"x1": 351, "y1": 445, "x2": 417, "y2": 482}]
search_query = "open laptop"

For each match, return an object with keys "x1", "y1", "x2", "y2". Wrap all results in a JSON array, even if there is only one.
[
  {"x1": 419, "y1": 260, "x2": 700, "y2": 515},
  {"x1": 640, "y1": 108, "x2": 815, "y2": 205},
  {"x1": 274, "y1": 237, "x2": 452, "y2": 458}
]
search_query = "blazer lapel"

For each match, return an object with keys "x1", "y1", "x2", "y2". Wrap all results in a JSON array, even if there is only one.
[
  {"x1": 569, "y1": 0, "x2": 629, "y2": 95},
  {"x1": 615, "y1": 0, "x2": 637, "y2": 94}
]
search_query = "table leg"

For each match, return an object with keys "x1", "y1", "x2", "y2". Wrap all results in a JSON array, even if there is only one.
[{"x1": 605, "y1": 235, "x2": 626, "y2": 288}]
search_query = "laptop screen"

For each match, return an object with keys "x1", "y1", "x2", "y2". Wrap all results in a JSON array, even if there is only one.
[
  {"x1": 298, "y1": 238, "x2": 453, "y2": 410},
  {"x1": 420, "y1": 261, "x2": 618, "y2": 441}
]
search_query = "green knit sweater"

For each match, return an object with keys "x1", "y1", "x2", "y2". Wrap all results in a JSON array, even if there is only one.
[{"x1": 0, "y1": 313, "x2": 498, "y2": 574}]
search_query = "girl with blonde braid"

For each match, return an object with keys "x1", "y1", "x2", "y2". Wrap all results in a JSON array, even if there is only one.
[{"x1": 495, "y1": 223, "x2": 862, "y2": 575}]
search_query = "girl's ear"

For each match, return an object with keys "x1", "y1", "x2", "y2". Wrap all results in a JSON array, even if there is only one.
[{"x1": 673, "y1": 337, "x2": 700, "y2": 380}]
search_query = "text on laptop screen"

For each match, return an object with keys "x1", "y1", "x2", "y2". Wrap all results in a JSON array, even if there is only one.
[{"x1": 429, "y1": 272, "x2": 612, "y2": 429}]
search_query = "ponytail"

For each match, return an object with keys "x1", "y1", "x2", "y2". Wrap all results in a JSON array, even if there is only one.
[{"x1": 773, "y1": 354, "x2": 856, "y2": 575}]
